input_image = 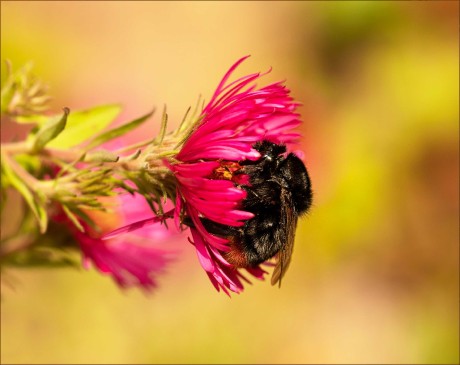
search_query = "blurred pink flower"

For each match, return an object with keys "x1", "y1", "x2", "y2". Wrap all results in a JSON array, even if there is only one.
[
  {"x1": 75, "y1": 193, "x2": 175, "y2": 292},
  {"x1": 169, "y1": 55, "x2": 302, "y2": 295}
]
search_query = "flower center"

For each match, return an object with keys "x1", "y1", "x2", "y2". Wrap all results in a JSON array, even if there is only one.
[{"x1": 212, "y1": 161, "x2": 242, "y2": 181}]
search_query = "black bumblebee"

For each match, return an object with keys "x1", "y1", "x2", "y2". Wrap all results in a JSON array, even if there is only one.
[{"x1": 200, "y1": 140, "x2": 313, "y2": 286}]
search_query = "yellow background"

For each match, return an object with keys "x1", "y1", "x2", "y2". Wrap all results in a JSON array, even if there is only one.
[{"x1": 1, "y1": 1, "x2": 459, "y2": 364}]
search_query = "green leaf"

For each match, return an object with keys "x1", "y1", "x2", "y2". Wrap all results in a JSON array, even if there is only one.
[
  {"x1": 124, "y1": 148, "x2": 141, "y2": 161},
  {"x1": 1, "y1": 156, "x2": 48, "y2": 233},
  {"x1": 31, "y1": 107, "x2": 69, "y2": 152},
  {"x1": 0, "y1": 61, "x2": 14, "y2": 114},
  {"x1": 85, "y1": 149, "x2": 119, "y2": 163},
  {"x1": 46, "y1": 104, "x2": 122, "y2": 148},
  {"x1": 3, "y1": 246, "x2": 80, "y2": 268},
  {"x1": 155, "y1": 106, "x2": 168, "y2": 144},
  {"x1": 62, "y1": 205, "x2": 84, "y2": 232},
  {"x1": 15, "y1": 114, "x2": 49, "y2": 124},
  {"x1": 86, "y1": 108, "x2": 154, "y2": 150},
  {"x1": 71, "y1": 207, "x2": 97, "y2": 230}
]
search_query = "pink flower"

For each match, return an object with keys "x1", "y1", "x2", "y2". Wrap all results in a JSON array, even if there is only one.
[
  {"x1": 169, "y1": 55, "x2": 302, "y2": 295},
  {"x1": 75, "y1": 194, "x2": 176, "y2": 292}
]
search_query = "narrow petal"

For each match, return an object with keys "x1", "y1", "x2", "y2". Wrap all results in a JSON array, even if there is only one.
[
  {"x1": 203, "y1": 55, "x2": 251, "y2": 113},
  {"x1": 163, "y1": 56, "x2": 305, "y2": 294},
  {"x1": 102, "y1": 213, "x2": 172, "y2": 240}
]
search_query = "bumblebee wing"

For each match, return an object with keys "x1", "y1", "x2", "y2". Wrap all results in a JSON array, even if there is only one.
[{"x1": 271, "y1": 187, "x2": 298, "y2": 286}]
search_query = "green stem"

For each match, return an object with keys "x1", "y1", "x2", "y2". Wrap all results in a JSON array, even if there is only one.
[
  {"x1": 0, "y1": 141, "x2": 30, "y2": 155},
  {"x1": 42, "y1": 147, "x2": 86, "y2": 162},
  {"x1": 1, "y1": 140, "x2": 85, "y2": 163}
]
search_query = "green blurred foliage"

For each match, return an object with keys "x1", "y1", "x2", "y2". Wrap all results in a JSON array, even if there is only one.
[{"x1": 1, "y1": 1, "x2": 458, "y2": 364}]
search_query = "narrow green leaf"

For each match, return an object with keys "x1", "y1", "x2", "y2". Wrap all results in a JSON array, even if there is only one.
[
  {"x1": 46, "y1": 104, "x2": 122, "y2": 149},
  {"x1": 70, "y1": 207, "x2": 98, "y2": 231},
  {"x1": 156, "y1": 106, "x2": 168, "y2": 144},
  {"x1": 77, "y1": 169, "x2": 111, "y2": 182},
  {"x1": 175, "y1": 106, "x2": 191, "y2": 136},
  {"x1": 4, "y1": 246, "x2": 80, "y2": 268},
  {"x1": 1, "y1": 158, "x2": 48, "y2": 233},
  {"x1": 81, "y1": 183, "x2": 112, "y2": 194},
  {"x1": 62, "y1": 205, "x2": 84, "y2": 232},
  {"x1": 31, "y1": 108, "x2": 69, "y2": 152},
  {"x1": 124, "y1": 149, "x2": 141, "y2": 161},
  {"x1": 86, "y1": 149, "x2": 119, "y2": 163},
  {"x1": 69, "y1": 196, "x2": 103, "y2": 206},
  {"x1": 52, "y1": 189, "x2": 76, "y2": 200},
  {"x1": 113, "y1": 179, "x2": 137, "y2": 194},
  {"x1": 35, "y1": 191, "x2": 49, "y2": 234},
  {"x1": 0, "y1": 60, "x2": 14, "y2": 114},
  {"x1": 54, "y1": 152, "x2": 86, "y2": 180},
  {"x1": 14, "y1": 114, "x2": 50, "y2": 124},
  {"x1": 174, "y1": 115, "x2": 203, "y2": 149},
  {"x1": 86, "y1": 108, "x2": 155, "y2": 150}
]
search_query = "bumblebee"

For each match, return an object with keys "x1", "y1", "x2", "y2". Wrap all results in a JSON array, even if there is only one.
[{"x1": 201, "y1": 140, "x2": 313, "y2": 286}]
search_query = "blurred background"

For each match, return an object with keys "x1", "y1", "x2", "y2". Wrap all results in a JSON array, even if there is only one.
[{"x1": 1, "y1": 1, "x2": 458, "y2": 364}]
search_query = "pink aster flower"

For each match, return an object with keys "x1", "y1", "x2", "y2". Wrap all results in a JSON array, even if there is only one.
[
  {"x1": 168, "y1": 55, "x2": 302, "y2": 295},
  {"x1": 70, "y1": 193, "x2": 175, "y2": 292}
]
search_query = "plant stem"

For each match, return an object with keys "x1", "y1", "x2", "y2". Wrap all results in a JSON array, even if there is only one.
[
  {"x1": 0, "y1": 141, "x2": 30, "y2": 155},
  {"x1": 42, "y1": 147, "x2": 86, "y2": 162},
  {"x1": 1, "y1": 140, "x2": 85, "y2": 163}
]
